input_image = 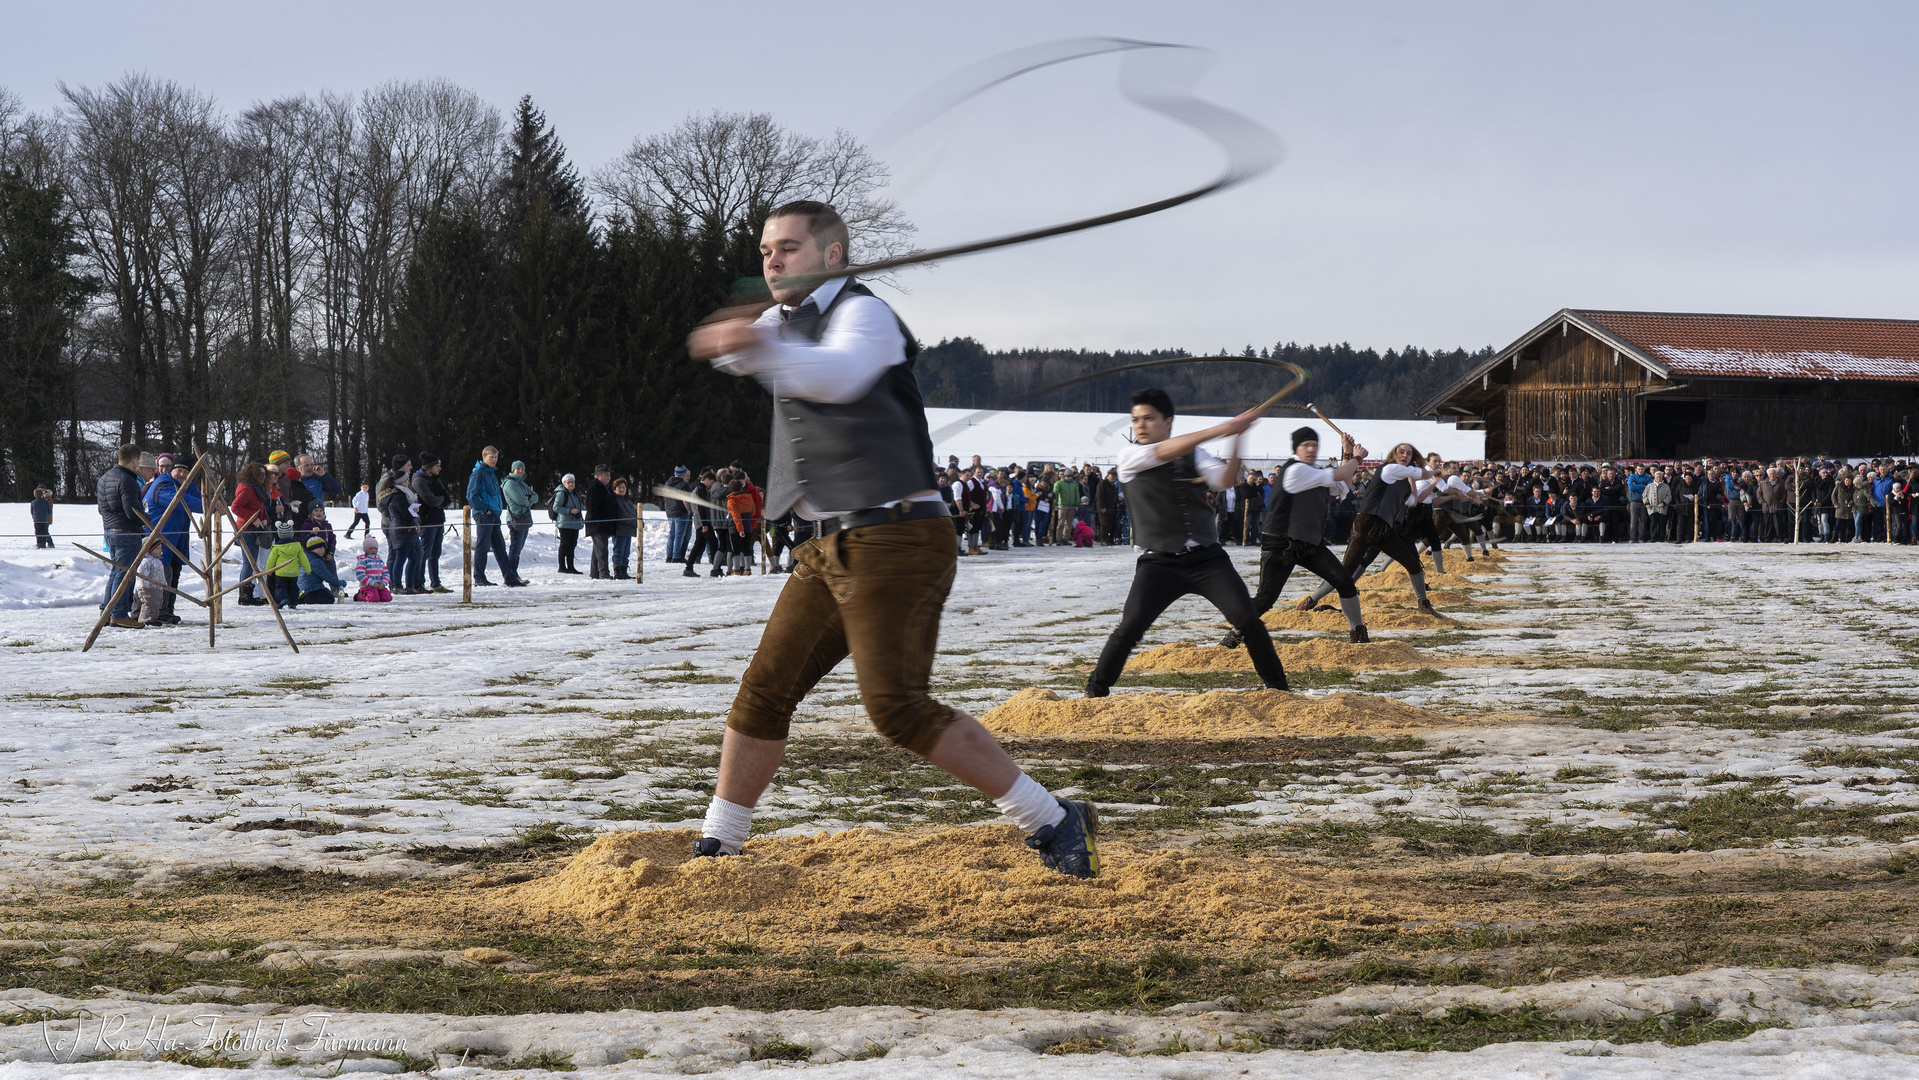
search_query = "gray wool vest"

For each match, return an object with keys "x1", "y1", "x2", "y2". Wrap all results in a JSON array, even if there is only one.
[
  {"x1": 762, "y1": 280, "x2": 939, "y2": 519},
  {"x1": 1125, "y1": 453, "x2": 1219, "y2": 553},
  {"x1": 1264, "y1": 459, "x2": 1331, "y2": 546},
  {"x1": 1356, "y1": 469, "x2": 1413, "y2": 527}
]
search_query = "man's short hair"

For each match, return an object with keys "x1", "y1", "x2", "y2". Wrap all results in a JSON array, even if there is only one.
[
  {"x1": 482, "y1": 445, "x2": 498, "y2": 457},
  {"x1": 1130, "y1": 387, "x2": 1175, "y2": 419},
  {"x1": 117, "y1": 443, "x2": 140, "y2": 466},
  {"x1": 768, "y1": 200, "x2": 850, "y2": 267}
]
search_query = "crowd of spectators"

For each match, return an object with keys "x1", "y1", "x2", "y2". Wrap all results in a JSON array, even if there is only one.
[{"x1": 78, "y1": 440, "x2": 1918, "y2": 628}]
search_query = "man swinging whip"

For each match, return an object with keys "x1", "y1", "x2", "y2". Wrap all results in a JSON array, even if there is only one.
[
  {"x1": 687, "y1": 200, "x2": 1098, "y2": 878},
  {"x1": 1086, "y1": 388, "x2": 1289, "y2": 697},
  {"x1": 1221, "y1": 425, "x2": 1372, "y2": 649}
]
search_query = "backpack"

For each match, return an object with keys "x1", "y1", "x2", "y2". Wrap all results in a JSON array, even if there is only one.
[{"x1": 548, "y1": 488, "x2": 560, "y2": 521}]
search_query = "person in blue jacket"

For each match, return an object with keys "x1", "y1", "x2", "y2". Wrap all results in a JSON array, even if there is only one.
[
  {"x1": 465, "y1": 446, "x2": 526, "y2": 587},
  {"x1": 296, "y1": 454, "x2": 344, "y2": 508},
  {"x1": 1626, "y1": 464, "x2": 1651, "y2": 542},
  {"x1": 142, "y1": 453, "x2": 203, "y2": 625}
]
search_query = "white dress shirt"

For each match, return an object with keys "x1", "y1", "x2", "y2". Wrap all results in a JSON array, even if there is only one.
[
  {"x1": 709, "y1": 276, "x2": 907, "y2": 404},
  {"x1": 710, "y1": 276, "x2": 939, "y2": 519},
  {"x1": 1116, "y1": 444, "x2": 1231, "y2": 489},
  {"x1": 1281, "y1": 458, "x2": 1350, "y2": 498}
]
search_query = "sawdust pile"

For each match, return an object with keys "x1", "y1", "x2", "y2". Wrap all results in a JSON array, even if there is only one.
[
  {"x1": 1127, "y1": 640, "x2": 1443, "y2": 673},
  {"x1": 1264, "y1": 607, "x2": 1464, "y2": 632},
  {"x1": 516, "y1": 827, "x2": 1432, "y2": 950},
  {"x1": 979, "y1": 687, "x2": 1459, "y2": 739},
  {"x1": 1356, "y1": 563, "x2": 1512, "y2": 592}
]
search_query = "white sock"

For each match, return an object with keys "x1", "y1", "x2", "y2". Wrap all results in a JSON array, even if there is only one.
[
  {"x1": 1409, "y1": 571, "x2": 1429, "y2": 604},
  {"x1": 1309, "y1": 581, "x2": 1336, "y2": 604},
  {"x1": 1431, "y1": 548, "x2": 1446, "y2": 574},
  {"x1": 701, "y1": 797, "x2": 754, "y2": 854},
  {"x1": 995, "y1": 773, "x2": 1066, "y2": 835}
]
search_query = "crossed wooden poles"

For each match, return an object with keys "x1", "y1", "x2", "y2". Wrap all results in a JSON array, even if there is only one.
[{"x1": 77, "y1": 453, "x2": 298, "y2": 654}]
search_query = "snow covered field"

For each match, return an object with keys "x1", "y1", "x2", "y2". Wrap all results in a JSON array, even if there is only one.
[{"x1": 3, "y1": 499, "x2": 1919, "y2": 1077}]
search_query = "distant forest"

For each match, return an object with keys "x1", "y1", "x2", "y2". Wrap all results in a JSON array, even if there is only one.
[{"x1": 916, "y1": 340, "x2": 1496, "y2": 419}]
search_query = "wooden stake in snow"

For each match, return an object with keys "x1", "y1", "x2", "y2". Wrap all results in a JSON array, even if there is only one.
[{"x1": 462, "y1": 506, "x2": 473, "y2": 604}]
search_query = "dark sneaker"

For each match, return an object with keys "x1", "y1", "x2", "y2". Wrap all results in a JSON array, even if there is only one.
[
  {"x1": 473, "y1": 577, "x2": 496, "y2": 586},
  {"x1": 505, "y1": 578, "x2": 529, "y2": 587},
  {"x1": 693, "y1": 837, "x2": 735, "y2": 858},
  {"x1": 1025, "y1": 799, "x2": 1099, "y2": 879},
  {"x1": 1083, "y1": 675, "x2": 1108, "y2": 699},
  {"x1": 1349, "y1": 624, "x2": 1371, "y2": 644},
  {"x1": 1264, "y1": 678, "x2": 1290, "y2": 692},
  {"x1": 1416, "y1": 601, "x2": 1439, "y2": 617},
  {"x1": 1217, "y1": 629, "x2": 1242, "y2": 650},
  {"x1": 681, "y1": 567, "x2": 699, "y2": 578}
]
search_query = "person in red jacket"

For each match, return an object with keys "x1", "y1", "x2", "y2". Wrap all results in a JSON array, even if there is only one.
[
  {"x1": 228, "y1": 461, "x2": 279, "y2": 606},
  {"x1": 725, "y1": 476, "x2": 764, "y2": 576}
]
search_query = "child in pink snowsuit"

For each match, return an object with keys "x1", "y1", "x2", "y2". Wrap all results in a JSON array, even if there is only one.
[{"x1": 354, "y1": 536, "x2": 392, "y2": 602}]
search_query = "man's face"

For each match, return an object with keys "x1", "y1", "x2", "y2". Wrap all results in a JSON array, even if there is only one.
[
  {"x1": 595, "y1": 471, "x2": 610, "y2": 484},
  {"x1": 1296, "y1": 440, "x2": 1319, "y2": 465},
  {"x1": 1130, "y1": 405, "x2": 1172, "y2": 445},
  {"x1": 484, "y1": 451, "x2": 498, "y2": 467},
  {"x1": 171, "y1": 466, "x2": 187, "y2": 482},
  {"x1": 760, "y1": 215, "x2": 839, "y2": 305}
]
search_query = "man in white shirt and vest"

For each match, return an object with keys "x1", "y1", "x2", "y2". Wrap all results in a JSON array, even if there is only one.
[
  {"x1": 1222, "y1": 425, "x2": 1372, "y2": 649},
  {"x1": 687, "y1": 200, "x2": 1097, "y2": 878},
  {"x1": 1299, "y1": 442, "x2": 1438, "y2": 615},
  {"x1": 1086, "y1": 387, "x2": 1288, "y2": 697}
]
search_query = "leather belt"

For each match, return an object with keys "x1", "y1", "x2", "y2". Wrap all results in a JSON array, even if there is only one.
[{"x1": 816, "y1": 500, "x2": 952, "y2": 536}]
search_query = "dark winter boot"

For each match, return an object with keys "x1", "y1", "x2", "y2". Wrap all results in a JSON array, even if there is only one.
[
  {"x1": 1349, "y1": 625, "x2": 1371, "y2": 644},
  {"x1": 613, "y1": 565, "x2": 629, "y2": 579}
]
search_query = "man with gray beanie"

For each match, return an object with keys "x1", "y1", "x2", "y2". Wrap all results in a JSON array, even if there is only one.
[{"x1": 1223, "y1": 425, "x2": 1373, "y2": 649}]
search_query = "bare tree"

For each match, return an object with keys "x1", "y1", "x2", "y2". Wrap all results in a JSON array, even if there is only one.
[{"x1": 594, "y1": 111, "x2": 914, "y2": 266}]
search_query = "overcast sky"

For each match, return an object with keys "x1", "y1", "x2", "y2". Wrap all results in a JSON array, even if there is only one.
[{"x1": 7, "y1": 1, "x2": 1917, "y2": 355}]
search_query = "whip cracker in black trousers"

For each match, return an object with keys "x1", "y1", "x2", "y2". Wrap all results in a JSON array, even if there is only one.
[
  {"x1": 687, "y1": 199, "x2": 1097, "y2": 878},
  {"x1": 1222, "y1": 425, "x2": 1372, "y2": 650},
  {"x1": 1088, "y1": 388, "x2": 1288, "y2": 697},
  {"x1": 1302, "y1": 443, "x2": 1438, "y2": 615}
]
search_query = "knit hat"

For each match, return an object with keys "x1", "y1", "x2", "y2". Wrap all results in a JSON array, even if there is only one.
[
  {"x1": 138, "y1": 452, "x2": 157, "y2": 469},
  {"x1": 419, "y1": 453, "x2": 439, "y2": 468},
  {"x1": 275, "y1": 519, "x2": 295, "y2": 538},
  {"x1": 391, "y1": 454, "x2": 410, "y2": 470},
  {"x1": 268, "y1": 450, "x2": 291, "y2": 465},
  {"x1": 511, "y1": 460, "x2": 525, "y2": 472},
  {"x1": 155, "y1": 453, "x2": 175, "y2": 468},
  {"x1": 1291, "y1": 426, "x2": 1318, "y2": 450},
  {"x1": 363, "y1": 536, "x2": 379, "y2": 552},
  {"x1": 674, "y1": 465, "x2": 689, "y2": 475}
]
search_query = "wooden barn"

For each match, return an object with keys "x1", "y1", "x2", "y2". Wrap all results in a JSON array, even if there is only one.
[{"x1": 1419, "y1": 309, "x2": 1919, "y2": 461}]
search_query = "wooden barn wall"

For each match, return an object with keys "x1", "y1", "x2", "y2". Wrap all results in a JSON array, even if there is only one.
[
  {"x1": 1492, "y1": 326, "x2": 1648, "y2": 460},
  {"x1": 1503, "y1": 389, "x2": 1631, "y2": 461},
  {"x1": 1679, "y1": 384, "x2": 1919, "y2": 459}
]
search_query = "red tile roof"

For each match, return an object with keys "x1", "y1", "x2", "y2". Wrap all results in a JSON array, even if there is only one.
[{"x1": 1574, "y1": 310, "x2": 1919, "y2": 382}]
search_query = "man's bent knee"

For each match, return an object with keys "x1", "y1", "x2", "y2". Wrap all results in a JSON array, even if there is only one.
[
  {"x1": 726, "y1": 708, "x2": 793, "y2": 743},
  {"x1": 870, "y1": 699, "x2": 958, "y2": 757}
]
